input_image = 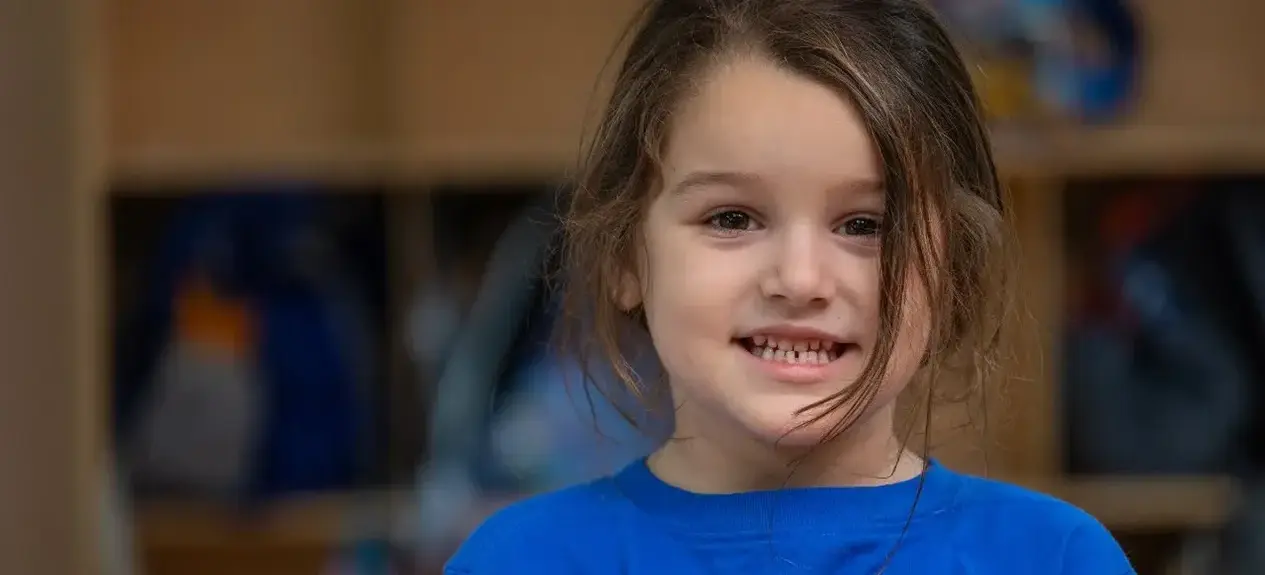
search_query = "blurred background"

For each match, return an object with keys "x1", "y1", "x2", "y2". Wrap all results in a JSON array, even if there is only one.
[{"x1": 2, "y1": 0, "x2": 1264, "y2": 573}]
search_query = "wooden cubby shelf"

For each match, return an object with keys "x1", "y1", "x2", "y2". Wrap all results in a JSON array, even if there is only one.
[
  {"x1": 1026, "y1": 476, "x2": 1240, "y2": 532},
  {"x1": 107, "y1": 125, "x2": 1265, "y2": 191},
  {"x1": 994, "y1": 126, "x2": 1265, "y2": 178}
]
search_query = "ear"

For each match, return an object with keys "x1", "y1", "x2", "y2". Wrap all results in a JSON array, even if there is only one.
[{"x1": 615, "y1": 269, "x2": 643, "y2": 312}]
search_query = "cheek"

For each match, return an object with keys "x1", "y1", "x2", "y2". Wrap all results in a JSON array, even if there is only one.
[
  {"x1": 884, "y1": 274, "x2": 934, "y2": 389},
  {"x1": 845, "y1": 258, "x2": 932, "y2": 393},
  {"x1": 638, "y1": 226, "x2": 741, "y2": 355}
]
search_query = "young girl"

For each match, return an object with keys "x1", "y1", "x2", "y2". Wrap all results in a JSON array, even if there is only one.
[{"x1": 446, "y1": 0, "x2": 1134, "y2": 573}]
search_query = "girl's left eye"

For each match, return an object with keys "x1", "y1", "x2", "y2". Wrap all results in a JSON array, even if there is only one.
[{"x1": 838, "y1": 216, "x2": 882, "y2": 237}]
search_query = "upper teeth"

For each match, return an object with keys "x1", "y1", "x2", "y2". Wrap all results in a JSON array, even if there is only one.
[
  {"x1": 747, "y1": 336, "x2": 839, "y2": 365},
  {"x1": 751, "y1": 335, "x2": 829, "y2": 351}
]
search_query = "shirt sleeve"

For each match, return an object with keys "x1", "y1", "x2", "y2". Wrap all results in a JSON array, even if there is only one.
[
  {"x1": 442, "y1": 506, "x2": 573, "y2": 575},
  {"x1": 1059, "y1": 517, "x2": 1136, "y2": 575}
]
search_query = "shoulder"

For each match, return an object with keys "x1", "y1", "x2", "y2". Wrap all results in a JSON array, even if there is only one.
[
  {"x1": 443, "y1": 479, "x2": 628, "y2": 574},
  {"x1": 946, "y1": 472, "x2": 1136, "y2": 574}
]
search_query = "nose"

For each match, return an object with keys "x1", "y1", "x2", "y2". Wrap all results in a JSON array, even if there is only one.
[{"x1": 760, "y1": 225, "x2": 836, "y2": 306}]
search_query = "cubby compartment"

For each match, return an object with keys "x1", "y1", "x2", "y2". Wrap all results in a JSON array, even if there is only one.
[
  {"x1": 1056, "y1": 175, "x2": 1265, "y2": 572},
  {"x1": 110, "y1": 188, "x2": 394, "y2": 500},
  {"x1": 107, "y1": 186, "x2": 417, "y2": 575},
  {"x1": 108, "y1": 0, "x2": 390, "y2": 182},
  {"x1": 105, "y1": 182, "x2": 572, "y2": 574},
  {"x1": 410, "y1": 184, "x2": 666, "y2": 550},
  {"x1": 1060, "y1": 175, "x2": 1265, "y2": 478}
]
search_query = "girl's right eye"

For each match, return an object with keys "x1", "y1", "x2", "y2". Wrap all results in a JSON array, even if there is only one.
[{"x1": 706, "y1": 210, "x2": 758, "y2": 233}]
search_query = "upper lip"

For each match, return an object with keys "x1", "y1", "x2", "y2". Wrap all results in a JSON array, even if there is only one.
[{"x1": 738, "y1": 325, "x2": 847, "y2": 344}]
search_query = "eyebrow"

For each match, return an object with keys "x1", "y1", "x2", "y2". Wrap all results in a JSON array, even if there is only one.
[
  {"x1": 667, "y1": 170, "x2": 766, "y2": 196},
  {"x1": 667, "y1": 169, "x2": 884, "y2": 197}
]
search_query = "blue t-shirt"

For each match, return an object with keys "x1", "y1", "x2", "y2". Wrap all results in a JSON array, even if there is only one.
[{"x1": 445, "y1": 458, "x2": 1135, "y2": 574}]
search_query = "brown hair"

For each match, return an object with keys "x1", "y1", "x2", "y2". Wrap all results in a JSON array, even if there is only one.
[{"x1": 556, "y1": 0, "x2": 1013, "y2": 459}]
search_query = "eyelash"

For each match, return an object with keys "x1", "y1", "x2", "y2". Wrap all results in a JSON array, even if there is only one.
[{"x1": 704, "y1": 209, "x2": 884, "y2": 238}]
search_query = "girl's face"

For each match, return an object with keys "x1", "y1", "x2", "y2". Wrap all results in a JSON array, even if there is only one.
[{"x1": 627, "y1": 54, "x2": 931, "y2": 451}]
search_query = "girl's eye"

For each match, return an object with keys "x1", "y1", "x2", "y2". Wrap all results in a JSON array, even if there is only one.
[
  {"x1": 839, "y1": 216, "x2": 882, "y2": 237},
  {"x1": 707, "y1": 210, "x2": 758, "y2": 232}
]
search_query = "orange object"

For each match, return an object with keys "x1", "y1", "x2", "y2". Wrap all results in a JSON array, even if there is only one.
[{"x1": 172, "y1": 274, "x2": 257, "y2": 358}]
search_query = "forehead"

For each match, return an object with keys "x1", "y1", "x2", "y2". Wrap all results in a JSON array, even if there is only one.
[{"x1": 661, "y1": 54, "x2": 879, "y2": 192}]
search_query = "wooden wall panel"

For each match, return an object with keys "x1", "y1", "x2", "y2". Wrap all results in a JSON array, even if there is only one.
[{"x1": 0, "y1": 0, "x2": 104, "y2": 573}]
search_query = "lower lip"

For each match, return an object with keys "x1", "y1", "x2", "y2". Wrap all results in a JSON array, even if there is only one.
[{"x1": 736, "y1": 342, "x2": 849, "y2": 385}]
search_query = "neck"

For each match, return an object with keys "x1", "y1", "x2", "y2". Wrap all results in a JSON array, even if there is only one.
[{"x1": 649, "y1": 404, "x2": 924, "y2": 493}]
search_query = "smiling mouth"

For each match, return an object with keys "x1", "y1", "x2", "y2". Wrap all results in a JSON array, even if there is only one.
[{"x1": 737, "y1": 335, "x2": 850, "y2": 365}]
